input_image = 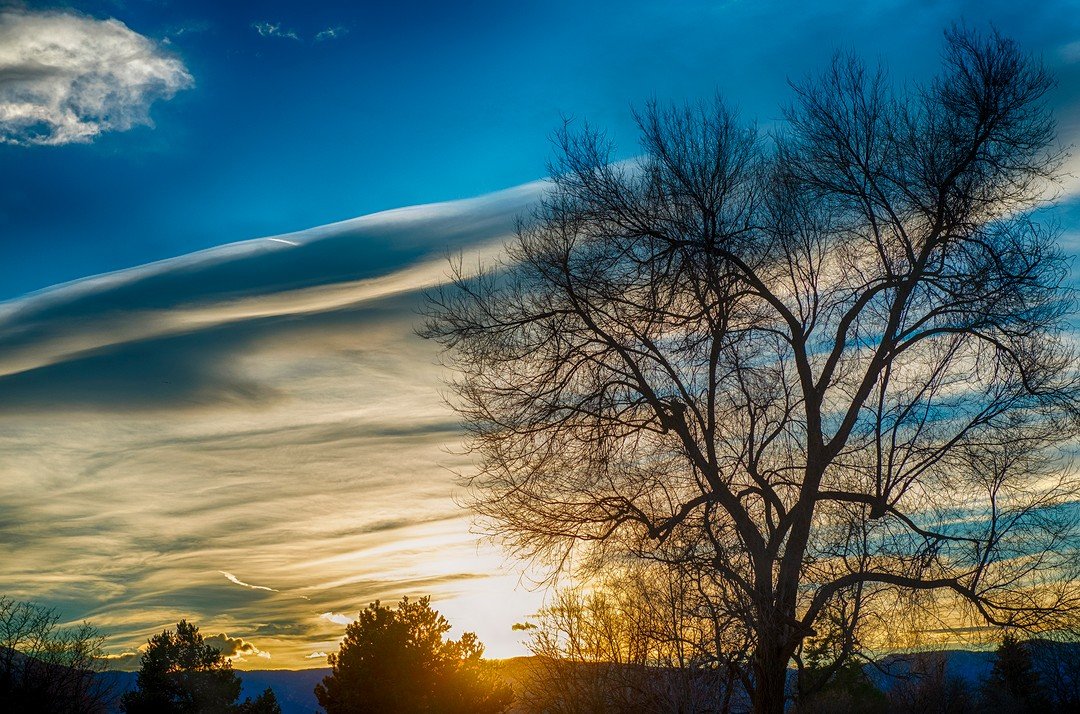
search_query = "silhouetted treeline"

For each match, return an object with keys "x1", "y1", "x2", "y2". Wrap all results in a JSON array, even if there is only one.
[
  {"x1": 0, "y1": 599, "x2": 284, "y2": 714},
  {"x1": 6, "y1": 591, "x2": 1080, "y2": 713},
  {"x1": 794, "y1": 633, "x2": 1080, "y2": 714}
]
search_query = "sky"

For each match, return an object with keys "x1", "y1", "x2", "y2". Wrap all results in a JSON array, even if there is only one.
[{"x1": 2, "y1": 0, "x2": 1080, "y2": 669}]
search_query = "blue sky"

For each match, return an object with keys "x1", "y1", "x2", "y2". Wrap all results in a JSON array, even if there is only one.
[
  {"x1": 3, "y1": 0, "x2": 1080, "y2": 670},
  {"x1": 4, "y1": 0, "x2": 1079, "y2": 299}
]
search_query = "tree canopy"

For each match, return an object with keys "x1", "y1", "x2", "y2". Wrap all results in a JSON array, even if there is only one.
[
  {"x1": 315, "y1": 596, "x2": 512, "y2": 714},
  {"x1": 120, "y1": 619, "x2": 279, "y2": 714},
  {"x1": 423, "y1": 25, "x2": 1080, "y2": 713}
]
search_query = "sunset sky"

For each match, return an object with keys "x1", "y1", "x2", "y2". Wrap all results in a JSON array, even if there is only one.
[{"x1": 3, "y1": 0, "x2": 1080, "y2": 669}]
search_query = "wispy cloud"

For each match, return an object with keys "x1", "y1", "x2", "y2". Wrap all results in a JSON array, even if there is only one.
[
  {"x1": 0, "y1": 185, "x2": 550, "y2": 666},
  {"x1": 162, "y1": 20, "x2": 211, "y2": 46},
  {"x1": 0, "y1": 9, "x2": 192, "y2": 146},
  {"x1": 219, "y1": 571, "x2": 279, "y2": 592},
  {"x1": 1061, "y1": 40, "x2": 1080, "y2": 64},
  {"x1": 99, "y1": 648, "x2": 143, "y2": 670},
  {"x1": 315, "y1": 26, "x2": 347, "y2": 42},
  {"x1": 252, "y1": 21, "x2": 300, "y2": 41}
]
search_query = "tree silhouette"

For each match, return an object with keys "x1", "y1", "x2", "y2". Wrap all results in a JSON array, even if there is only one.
[
  {"x1": 121, "y1": 620, "x2": 280, "y2": 714},
  {"x1": 237, "y1": 687, "x2": 283, "y2": 714},
  {"x1": 795, "y1": 628, "x2": 885, "y2": 714},
  {"x1": 980, "y1": 634, "x2": 1049, "y2": 713},
  {"x1": 423, "y1": 25, "x2": 1080, "y2": 714},
  {"x1": 884, "y1": 651, "x2": 975, "y2": 714},
  {"x1": 0, "y1": 596, "x2": 112, "y2": 714},
  {"x1": 315, "y1": 596, "x2": 512, "y2": 714},
  {"x1": 519, "y1": 564, "x2": 739, "y2": 713}
]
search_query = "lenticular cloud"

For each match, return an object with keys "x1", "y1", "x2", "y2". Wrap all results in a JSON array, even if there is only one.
[{"x1": 0, "y1": 9, "x2": 192, "y2": 146}]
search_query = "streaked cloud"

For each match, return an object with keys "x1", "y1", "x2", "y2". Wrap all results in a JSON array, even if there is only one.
[
  {"x1": 100, "y1": 647, "x2": 143, "y2": 670},
  {"x1": 0, "y1": 9, "x2": 192, "y2": 146},
  {"x1": 0, "y1": 182, "x2": 543, "y2": 411},
  {"x1": 0, "y1": 184, "x2": 548, "y2": 667}
]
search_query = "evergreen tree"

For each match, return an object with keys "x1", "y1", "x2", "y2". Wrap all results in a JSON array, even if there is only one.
[
  {"x1": 980, "y1": 634, "x2": 1049, "y2": 714},
  {"x1": 315, "y1": 596, "x2": 512, "y2": 714},
  {"x1": 796, "y1": 631, "x2": 886, "y2": 714},
  {"x1": 237, "y1": 687, "x2": 282, "y2": 714},
  {"x1": 121, "y1": 620, "x2": 280, "y2": 714}
]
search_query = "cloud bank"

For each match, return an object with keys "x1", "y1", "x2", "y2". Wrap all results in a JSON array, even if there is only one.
[{"x1": 0, "y1": 9, "x2": 192, "y2": 146}]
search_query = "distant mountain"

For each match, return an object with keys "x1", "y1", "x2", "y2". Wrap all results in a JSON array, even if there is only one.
[
  {"x1": 868, "y1": 648, "x2": 996, "y2": 690},
  {"x1": 101, "y1": 668, "x2": 329, "y2": 714},
  {"x1": 238, "y1": 669, "x2": 329, "y2": 714},
  {"x1": 869, "y1": 639, "x2": 1080, "y2": 693}
]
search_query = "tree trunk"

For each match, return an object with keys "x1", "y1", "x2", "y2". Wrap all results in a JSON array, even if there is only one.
[{"x1": 752, "y1": 642, "x2": 789, "y2": 714}]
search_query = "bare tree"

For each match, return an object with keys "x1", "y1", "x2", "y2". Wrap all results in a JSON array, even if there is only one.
[
  {"x1": 0, "y1": 596, "x2": 112, "y2": 713},
  {"x1": 422, "y1": 26, "x2": 1080, "y2": 714},
  {"x1": 518, "y1": 564, "x2": 742, "y2": 712},
  {"x1": 882, "y1": 650, "x2": 975, "y2": 714}
]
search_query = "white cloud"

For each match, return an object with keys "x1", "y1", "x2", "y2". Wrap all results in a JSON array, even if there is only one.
[
  {"x1": 319, "y1": 612, "x2": 352, "y2": 626},
  {"x1": 252, "y1": 22, "x2": 300, "y2": 41},
  {"x1": 0, "y1": 9, "x2": 192, "y2": 146},
  {"x1": 306, "y1": 651, "x2": 329, "y2": 659},
  {"x1": 0, "y1": 181, "x2": 544, "y2": 382}
]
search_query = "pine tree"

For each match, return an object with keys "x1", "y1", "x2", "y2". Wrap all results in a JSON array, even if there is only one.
[
  {"x1": 121, "y1": 620, "x2": 281, "y2": 714},
  {"x1": 980, "y1": 634, "x2": 1049, "y2": 713}
]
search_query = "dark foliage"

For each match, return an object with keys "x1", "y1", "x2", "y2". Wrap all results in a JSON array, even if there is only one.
[
  {"x1": 236, "y1": 687, "x2": 283, "y2": 714},
  {"x1": 121, "y1": 619, "x2": 280, "y2": 714},
  {"x1": 795, "y1": 623, "x2": 886, "y2": 714},
  {"x1": 980, "y1": 634, "x2": 1050, "y2": 713},
  {"x1": 315, "y1": 596, "x2": 512, "y2": 714}
]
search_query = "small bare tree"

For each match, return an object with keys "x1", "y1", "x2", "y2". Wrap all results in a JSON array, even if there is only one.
[
  {"x1": 0, "y1": 596, "x2": 112, "y2": 713},
  {"x1": 423, "y1": 26, "x2": 1080, "y2": 714},
  {"x1": 519, "y1": 564, "x2": 742, "y2": 712}
]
